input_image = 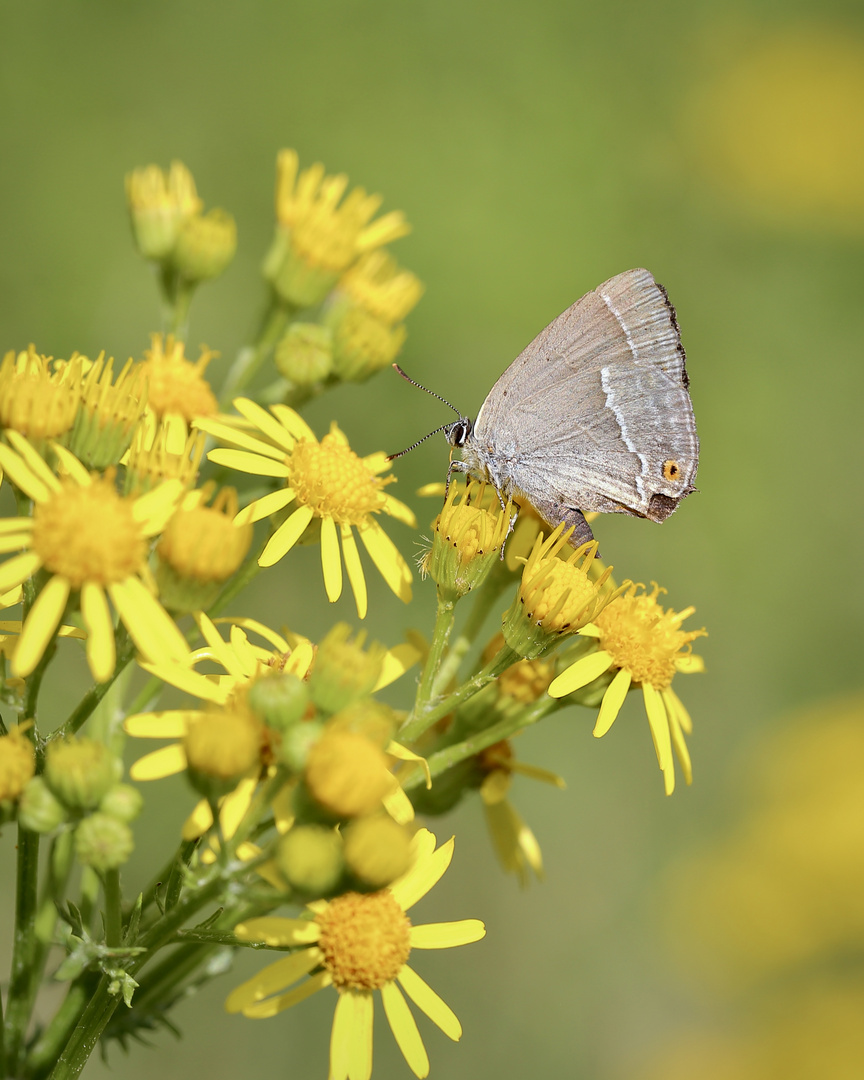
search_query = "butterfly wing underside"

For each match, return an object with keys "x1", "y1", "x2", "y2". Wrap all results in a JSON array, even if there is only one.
[{"x1": 471, "y1": 268, "x2": 698, "y2": 521}]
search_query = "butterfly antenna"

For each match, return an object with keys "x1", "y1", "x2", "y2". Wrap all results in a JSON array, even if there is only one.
[
  {"x1": 391, "y1": 363, "x2": 462, "y2": 417},
  {"x1": 387, "y1": 423, "x2": 453, "y2": 461}
]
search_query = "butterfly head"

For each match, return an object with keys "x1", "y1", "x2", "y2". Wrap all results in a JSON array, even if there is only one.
[{"x1": 445, "y1": 417, "x2": 473, "y2": 449}]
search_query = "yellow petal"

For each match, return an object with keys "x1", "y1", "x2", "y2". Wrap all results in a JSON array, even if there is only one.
[
  {"x1": 383, "y1": 780, "x2": 415, "y2": 825},
  {"x1": 664, "y1": 689, "x2": 693, "y2": 784},
  {"x1": 130, "y1": 743, "x2": 188, "y2": 781},
  {"x1": 479, "y1": 769, "x2": 511, "y2": 805},
  {"x1": 381, "y1": 494, "x2": 417, "y2": 528},
  {"x1": 234, "y1": 916, "x2": 321, "y2": 945},
  {"x1": 49, "y1": 443, "x2": 91, "y2": 486},
  {"x1": 269, "y1": 403, "x2": 317, "y2": 443},
  {"x1": 259, "y1": 505, "x2": 314, "y2": 567},
  {"x1": 320, "y1": 515, "x2": 343, "y2": 603},
  {"x1": 137, "y1": 660, "x2": 229, "y2": 704},
  {"x1": 208, "y1": 448, "x2": 291, "y2": 477},
  {"x1": 233, "y1": 398, "x2": 297, "y2": 453},
  {"x1": 409, "y1": 920, "x2": 486, "y2": 949},
  {"x1": 196, "y1": 613, "x2": 246, "y2": 678},
  {"x1": 108, "y1": 577, "x2": 189, "y2": 665},
  {"x1": 123, "y1": 710, "x2": 192, "y2": 738},
  {"x1": 340, "y1": 524, "x2": 367, "y2": 620},
  {"x1": 12, "y1": 575, "x2": 70, "y2": 677},
  {"x1": 387, "y1": 741, "x2": 431, "y2": 790},
  {"x1": 0, "y1": 518, "x2": 35, "y2": 533},
  {"x1": 347, "y1": 990, "x2": 373, "y2": 1080},
  {"x1": 593, "y1": 667, "x2": 632, "y2": 737},
  {"x1": 219, "y1": 776, "x2": 257, "y2": 838},
  {"x1": 358, "y1": 519, "x2": 412, "y2": 602},
  {"x1": 81, "y1": 582, "x2": 115, "y2": 683},
  {"x1": 239, "y1": 969, "x2": 330, "y2": 1018},
  {"x1": 390, "y1": 835, "x2": 454, "y2": 912},
  {"x1": 547, "y1": 650, "x2": 613, "y2": 698},
  {"x1": 509, "y1": 761, "x2": 567, "y2": 788},
  {"x1": 234, "y1": 488, "x2": 295, "y2": 526},
  {"x1": 225, "y1": 949, "x2": 322, "y2": 1013},
  {"x1": 375, "y1": 642, "x2": 421, "y2": 691},
  {"x1": 194, "y1": 417, "x2": 285, "y2": 458},
  {"x1": 397, "y1": 965, "x2": 462, "y2": 1041},
  {"x1": 0, "y1": 533, "x2": 33, "y2": 555},
  {"x1": 214, "y1": 616, "x2": 290, "y2": 653},
  {"x1": 642, "y1": 683, "x2": 673, "y2": 776},
  {"x1": 675, "y1": 653, "x2": 705, "y2": 674},
  {"x1": 0, "y1": 440, "x2": 55, "y2": 500},
  {"x1": 0, "y1": 552, "x2": 42, "y2": 594},
  {"x1": 182, "y1": 799, "x2": 214, "y2": 840},
  {"x1": 381, "y1": 981, "x2": 429, "y2": 1079},
  {"x1": 132, "y1": 479, "x2": 184, "y2": 533}
]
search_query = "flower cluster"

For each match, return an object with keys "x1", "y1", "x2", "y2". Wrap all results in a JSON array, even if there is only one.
[{"x1": 0, "y1": 151, "x2": 706, "y2": 1080}]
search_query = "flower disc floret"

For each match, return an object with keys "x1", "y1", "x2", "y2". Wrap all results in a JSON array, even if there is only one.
[
  {"x1": 0, "y1": 348, "x2": 82, "y2": 440},
  {"x1": 289, "y1": 433, "x2": 387, "y2": 523},
  {"x1": 318, "y1": 891, "x2": 411, "y2": 990},
  {"x1": 594, "y1": 582, "x2": 705, "y2": 690},
  {"x1": 0, "y1": 728, "x2": 36, "y2": 802},
  {"x1": 33, "y1": 476, "x2": 146, "y2": 588},
  {"x1": 140, "y1": 334, "x2": 218, "y2": 422}
]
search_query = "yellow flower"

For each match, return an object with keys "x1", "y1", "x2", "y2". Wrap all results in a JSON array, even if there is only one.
[
  {"x1": 0, "y1": 347, "x2": 83, "y2": 442},
  {"x1": 125, "y1": 161, "x2": 202, "y2": 261},
  {"x1": 475, "y1": 740, "x2": 565, "y2": 886},
  {"x1": 0, "y1": 726, "x2": 36, "y2": 803},
  {"x1": 195, "y1": 398, "x2": 415, "y2": 618},
  {"x1": 338, "y1": 251, "x2": 424, "y2": 326},
  {"x1": 139, "y1": 333, "x2": 218, "y2": 423},
  {"x1": 122, "y1": 413, "x2": 206, "y2": 495},
  {"x1": 549, "y1": 583, "x2": 705, "y2": 795},
  {"x1": 67, "y1": 352, "x2": 148, "y2": 469},
  {"x1": 226, "y1": 829, "x2": 485, "y2": 1080},
  {"x1": 0, "y1": 434, "x2": 187, "y2": 683}
]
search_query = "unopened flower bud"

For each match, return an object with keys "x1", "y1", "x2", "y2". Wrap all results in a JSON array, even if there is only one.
[
  {"x1": 184, "y1": 708, "x2": 261, "y2": 797},
  {"x1": 276, "y1": 825, "x2": 343, "y2": 896},
  {"x1": 75, "y1": 813, "x2": 134, "y2": 872},
  {"x1": 278, "y1": 719, "x2": 325, "y2": 773},
  {"x1": 99, "y1": 783, "x2": 143, "y2": 823},
  {"x1": 0, "y1": 727, "x2": 36, "y2": 804},
  {"x1": 45, "y1": 738, "x2": 119, "y2": 810},
  {"x1": 305, "y1": 731, "x2": 391, "y2": 819},
  {"x1": 274, "y1": 323, "x2": 334, "y2": 386},
  {"x1": 308, "y1": 624, "x2": 386, "y2": 715},
  {"x1": 173, "y1": 208, "x2": 237, "y2": 282},
  {"x1": 247, "y1": 673, "x2": 310, "y2": 733},
  {"x1": 424, "y1": 481, "x2": 511, "y2": 602},
  {"x1": 343, "y1": 815, "x2": 412, "y2": 889},
  {"x1": 125, "y1": 162, "x2": 201, "y2": 261},
  {"x1": 18, "y1": 777, "x2": 67, "y2": 833}
]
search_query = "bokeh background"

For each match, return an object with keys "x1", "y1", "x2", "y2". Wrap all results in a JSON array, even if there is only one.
[{"x1": 2, "y1": 1, "x2": 864, "y2": 1078}]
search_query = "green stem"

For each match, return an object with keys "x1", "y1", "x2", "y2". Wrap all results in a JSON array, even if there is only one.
[
  {"x1": 431, "y1": 573, "x2": 509, "y2": 699},
  {"x1": 219, "y1": 300, "x2": 291, "y2": 408},
  {"x1": 139, "y1": 838, "x2": 198, "y2": 916},
  {"x1": 50, "y1": 634, "x2": 136, "y2": 742},
  {"x1": 27, "y1": 984, "x2": 91, "y2": 1077},
  {"x1": 3, "y1": 827, "x2": 41, "y2": 1074},
  {"x1": 405, "y1": 695, "x2": 559, "y2": 793},
  {"x1": 205, "y1": 532, "x2": 269, "y2": 618},
  {"x1": 103, "y1": 870, "x2": 122, "y2": 948},
  {"x1": 400, "y1": 644, "x2": 520, "y2": 744},
  {"x1": 414, "y1": 595, "x2": 456, "y2": 717}
]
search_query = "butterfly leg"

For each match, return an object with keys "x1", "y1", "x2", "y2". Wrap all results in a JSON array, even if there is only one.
[{"x1": 530, "y1": 496, "x2": 597, "y2": 550}]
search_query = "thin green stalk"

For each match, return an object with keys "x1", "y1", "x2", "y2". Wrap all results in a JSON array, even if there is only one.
[
  {"x1": 140, "y1": 839, "x2": 198, "y2": 916},
  {"x1": 400, "y1": 644, "x2": 520, "y2": 743},
  {"x1": 431, "y1": 573, "x2": 510, "y2": 699},
  {"x1": 103, "y1": 870, "x2": 122, "y2": 948},
  {"x1": 413, "y1": 595, "x2": 456, "y2": 716},
  {"x1": 3, "y1": 827, "x2": 41, "y2": 1074},
  {"x1": 50, "y1": 633, "x2": 136, "y2": 742},
  {"x1": 219, "y1": 300, "x2": 291, "y2": 408},
  {"x1": 404, "y1": 694, "x2": 559, "y2": 793},
  {"x1": 27, "y1": 985, "x2": 90, "y2": 1078}
]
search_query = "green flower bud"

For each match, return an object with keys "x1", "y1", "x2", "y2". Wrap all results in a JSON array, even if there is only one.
[
  {"x1": 278, "y1": 719, "x2": 325, "y2": 773},
  {"x1": 45, "y1": 738, "x2": 119, "y2": 810},
  {"x1": 262, "y1": 229, "x2": 342, "y2": 309},
  {"x1": 75, "y1": 813, "x2": 134, "y2": 872},
  {"x1": 173, "y1": 208, "x2": 237, "y2": 282},
  {"x1": 0, "y1": 727, "x2": 36, "y2": 805},
  {"x1": 274, "y1": 323, "x2": 334, "y2": 386},
  {"x1": 276, "y1": 825, "x2": 343, "y2": 896},
  {"x1": 343, "y1": 815, "x2": 412, "y2": 889},
  {"x1": 247, "y1": 672, "x2": 310, "y2": 733},
  {"x1": 325, "y1": 296, "x2": 406, "y2": 382},
  {"x1": 308, "y1": 624, "x2": 386, "y2": 715},
  {"x1": 18, "y1": 777, "x2": 67, "y2": 833},
  {"x1": 99, "y1": 783, "x2": 143, "y2": 823}
]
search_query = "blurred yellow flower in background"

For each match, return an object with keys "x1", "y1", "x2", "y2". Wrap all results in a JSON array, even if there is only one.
[{"x1": 684, "y1": 24, "x2": 864, "y2": 233}]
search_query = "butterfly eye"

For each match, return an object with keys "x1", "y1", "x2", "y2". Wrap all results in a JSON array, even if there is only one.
[
  {"x1": 447, "y1": 419, "x2": 472, "y2": 448},
  {"x1": 662, "y1": 460, "x2": 681, "y2": 482}
]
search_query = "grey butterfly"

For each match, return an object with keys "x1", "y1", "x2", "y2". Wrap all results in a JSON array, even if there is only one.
[{"x1": 393, "y1": 268, "x2": 698, "y2": 547}]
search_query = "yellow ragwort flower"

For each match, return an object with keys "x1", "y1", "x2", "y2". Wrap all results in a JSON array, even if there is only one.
[
  {"x1": 195, "y1": 398, "x2": 415, "y2": 618},
  {"x1": 477, "y1": 739, "x2": 565, "y2": 886},
  {"x1": 548, "y1": 582, "x2": 706, "y2": 795},
  {"x1": 275, "y1": 149, "x2": 410, "y2": 274},
  {"x1": 139, "y1": 333, "x2": 218, "y2": 423},
  {"x1": 67, "y1": 353, "x2": 148, "y2": 469},
  {"x1": 338, "y1": 251, "x2": 424, "y2": 326},
  {"x1": 123, "y1": 413, "x2": 206, "y2": 495},
  {"x1": 0, "y1": 347, "x2": 83, "y2": 442},
  {"x1": 125, "y1": 161, "x2": 202, "y2": 261},
  {"x1": 226, "y1": 829, "x2": 485, "y2": 1080},
  {"x1": 0, "y1": 433, "x2": 187, "y2": 682}
]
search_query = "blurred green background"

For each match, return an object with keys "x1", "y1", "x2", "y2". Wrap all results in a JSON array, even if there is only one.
[{"x1": 2, "y1": 1, "x2": 863, "y2": 1077}]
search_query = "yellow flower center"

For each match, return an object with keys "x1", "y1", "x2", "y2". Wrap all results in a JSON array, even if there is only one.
[
  {"x1": 594, "y1": 583, "x2": 705, "y2": 690},
  {"x1": 0, "y1": 350, "x2": 81, "y2": 440},
  {"x1": 498, "y1": 657, "x2": 555, "y2": 703},
  {"x1": 140, "y1": 335, "x2": 218, "y2": 422},
  {"x1": 288, "y1": 434, "x2": 386, "y2": 524},
  {"x1": 32, "y1": 476, "x2": 147, "y2": 589},
  {"x1": 524, "y1": 559, "x2": 603, "y2": 633},
  {"x1": 317, "y1": 890, "x2": 411, "y2": 990}
]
